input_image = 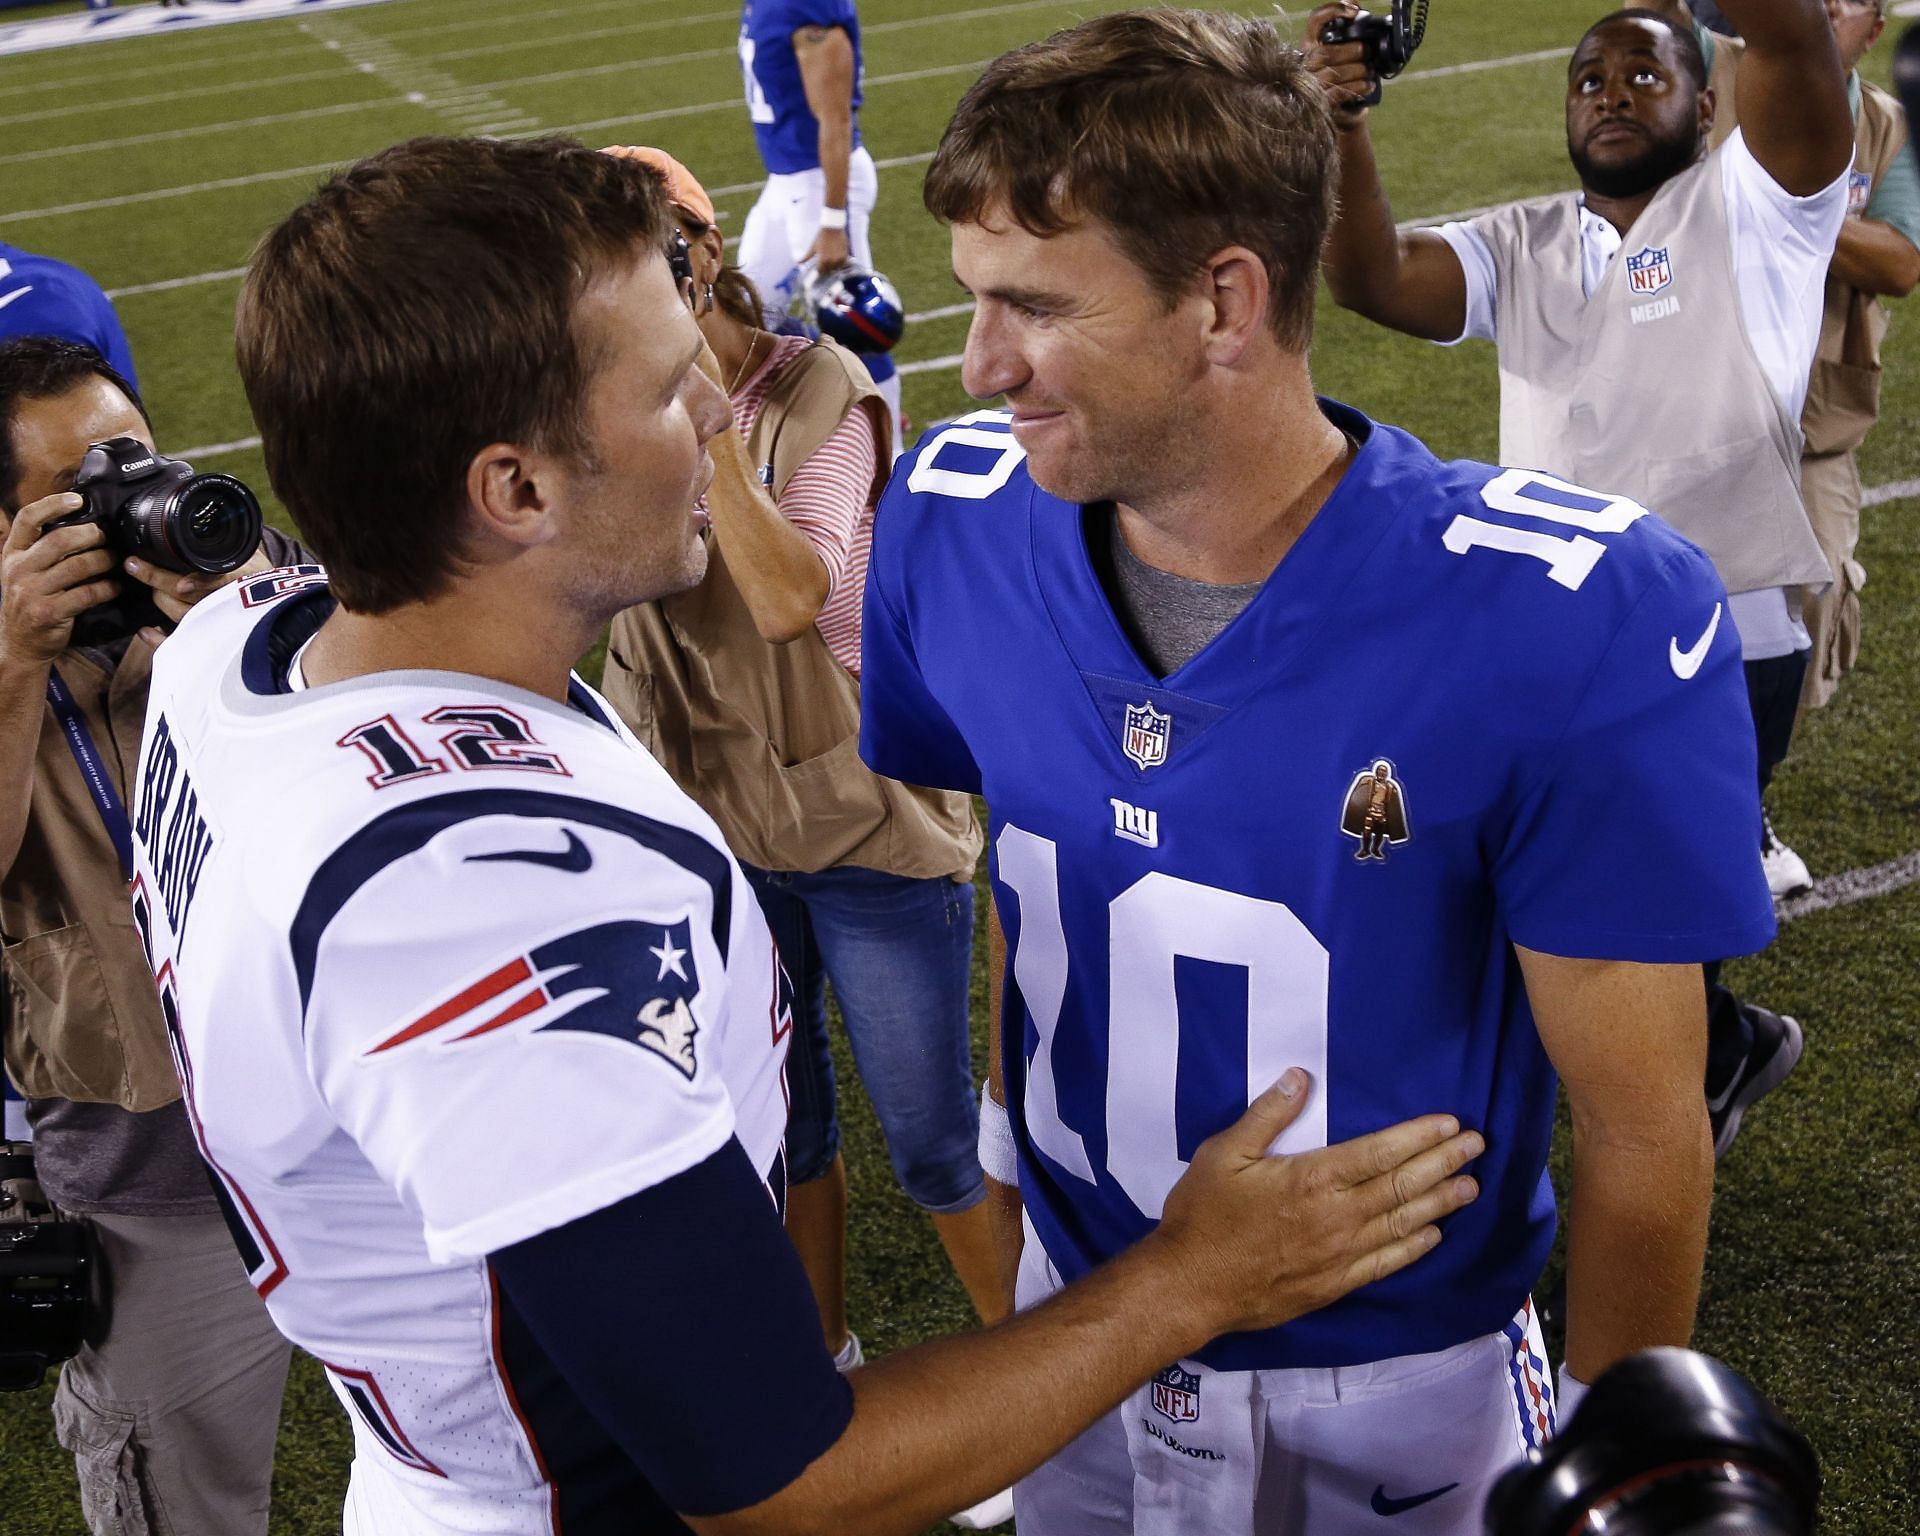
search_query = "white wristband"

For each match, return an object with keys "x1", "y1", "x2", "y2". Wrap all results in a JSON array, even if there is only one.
[
  {"x1": 1556, "y1": 1364, "x2": 1589, "y2": 1427},
  {"x1": 818, "y1": 204, "x2": 849, "y2": 231},
  {"x1": 978, "y1": 1082, "x2": 1018, "y2": 1187}
]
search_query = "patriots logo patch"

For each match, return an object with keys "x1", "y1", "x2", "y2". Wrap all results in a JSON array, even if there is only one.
[{"x1": 366, "y1": 918, "x2": 704, "y2": 1079}]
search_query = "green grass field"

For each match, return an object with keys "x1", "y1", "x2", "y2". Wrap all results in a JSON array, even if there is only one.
[{"x1": 1, "y1": 0, "x2": 1917, "y2": 1530}]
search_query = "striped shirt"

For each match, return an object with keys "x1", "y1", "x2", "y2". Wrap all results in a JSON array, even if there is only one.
[{"x1": 729, "y1": 334, "x2": 880, "y2": 676}]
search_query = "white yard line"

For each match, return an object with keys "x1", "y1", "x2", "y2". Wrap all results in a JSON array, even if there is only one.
[{"x1": 1777, "y1": 850, "x2": 1920, "y2": 921}]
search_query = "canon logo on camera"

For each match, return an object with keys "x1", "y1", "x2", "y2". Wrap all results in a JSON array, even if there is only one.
[{"x1": 118, "y1": 457, "x2": 156, "y2": 475}]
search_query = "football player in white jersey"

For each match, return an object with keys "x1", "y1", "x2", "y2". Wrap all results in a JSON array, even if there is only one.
[{"x1": 128, "y1": 135, "x2": 1483, "y2": 1535}]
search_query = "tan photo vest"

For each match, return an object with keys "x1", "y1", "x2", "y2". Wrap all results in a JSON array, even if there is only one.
[
  {"x1": 601, "y1": 340, "x2": 980, "y2": 880},
  {"x1": 4, "y1": 640, "x2": 180, "y2": 1110}
]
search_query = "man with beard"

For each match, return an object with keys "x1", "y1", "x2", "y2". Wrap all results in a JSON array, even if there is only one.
[{"x1": 1311, "y1": 0, "x2": 1853, "y2": 1162}]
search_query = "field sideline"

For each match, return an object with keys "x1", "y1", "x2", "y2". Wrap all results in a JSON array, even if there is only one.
[{"x1": 1, "y1": 0, "x2": 1916, "y2": 1531}]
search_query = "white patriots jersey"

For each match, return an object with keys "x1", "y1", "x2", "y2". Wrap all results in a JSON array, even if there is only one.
[{"x1": 128, "y1": 568, "x2": 791, "y2": 1533}]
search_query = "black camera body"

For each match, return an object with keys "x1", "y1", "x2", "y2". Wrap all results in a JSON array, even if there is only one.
[
  {"x1": 1486, "y1": 1349, "x2": 1819, "y2": 1535},
  {"x1": 0, "y1": 1142, "x2": 106, "y2": 1392},
  {"x1": 43, "y1": 437, "x2": 263, "y2": 646},
  {"x1": 1320, "y1": 0, "x2": 1429, "y2": 107}
]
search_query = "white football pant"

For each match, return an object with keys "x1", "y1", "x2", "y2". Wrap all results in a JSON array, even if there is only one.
[{"x1": 1012, "y1": 1219, "x2": 1554, "y2": 1536}]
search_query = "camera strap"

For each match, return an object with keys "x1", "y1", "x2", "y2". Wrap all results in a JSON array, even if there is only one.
[{"x1": 43, "y1": 670, "x2": 134, "y2": 881}]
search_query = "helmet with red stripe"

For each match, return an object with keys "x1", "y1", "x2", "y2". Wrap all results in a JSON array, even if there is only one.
[{"x1": 805, "y1": 265, "x2": 905, "y2": 355}]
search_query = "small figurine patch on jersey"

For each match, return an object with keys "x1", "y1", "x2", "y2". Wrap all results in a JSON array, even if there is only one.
[
  {"x1": 1625, "y1": 246, "x2": 1673, "y2": 297},
  {"x1": 1122, "y1": 701, "x2": 1172, "y2": 770},
  {"x1": 1151, "y1": 1365, "x2": 1201, "y2": 1424},
  {"x1": 1340, "y1": 759, "x2": 1412, "y2": 862},
  {"x1": 365, "y1": 917, "x2": 704, "y2": 1079}
]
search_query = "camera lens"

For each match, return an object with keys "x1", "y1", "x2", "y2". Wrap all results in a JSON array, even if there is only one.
[{"x1": 159, "y1": 475, "x2": 262, "y2": 574}]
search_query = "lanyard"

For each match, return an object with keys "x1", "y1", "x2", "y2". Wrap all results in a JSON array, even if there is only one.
[{"x1": 44, "y1": 668, "x2": 133, "y2": 881}]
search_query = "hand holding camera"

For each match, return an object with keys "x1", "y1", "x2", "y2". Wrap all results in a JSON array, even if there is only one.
[
  {"x1": 1307, "y1": 0, "x2": 1428, "y2": 119},
  {"x1": 1, "y1": 438, "x2": 264, "y2": 660}
]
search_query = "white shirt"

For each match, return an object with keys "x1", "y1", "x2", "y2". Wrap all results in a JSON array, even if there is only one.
[{"x1": 1437, "y1": 130, "x2": 1850, "y2": 659}]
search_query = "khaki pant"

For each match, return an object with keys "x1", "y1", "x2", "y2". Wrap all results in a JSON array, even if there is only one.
[
  {"x1": 52, "y1": 1211, "x2": 291, "y2": 1535},
  {"x1": 1797, "y1": 448, "x2": 1866, "y2": 713}
]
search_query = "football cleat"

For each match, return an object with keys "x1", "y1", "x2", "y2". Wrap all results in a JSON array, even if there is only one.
[
  {"x1": 1760, "y1": 811, "x2": 1812, "y2": 899},
  {"x1": 805, "y1": 264, "x2": 905, "y2": 354}
]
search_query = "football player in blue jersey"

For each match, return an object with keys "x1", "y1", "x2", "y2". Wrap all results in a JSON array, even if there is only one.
[
  {"x1": 735, "y1": 0, "x2": 902, "y2": 428},
  {"x1": 861, "y1": 12, "x2": 1779, "y2": 1531}
]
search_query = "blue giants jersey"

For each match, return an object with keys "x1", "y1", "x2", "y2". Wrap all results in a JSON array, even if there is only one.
[
  {"x1": 861, "y1": 402, "x2": 1776, "y2": 1372},
  {"x1": 740, "y1": 0, "x2": 864, "y2": 176}
]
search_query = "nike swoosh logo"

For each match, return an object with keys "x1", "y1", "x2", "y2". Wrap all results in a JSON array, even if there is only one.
[
  {"x1": 1706, "y1": 1068, "x2": 1741, "y2": 1115},
  {"x1": 1371, "y1": 1481, "x2": 1459, "y2": 1517},
  {"x1": 465, "y1": 828, "x2": 592, "y2": 873},
  {"x1": 1668, "y1": 601, "x2": 1723, "y2": 680},
  {"x1": 0, "y1": 286, "x2": 34, "y2": 314}
]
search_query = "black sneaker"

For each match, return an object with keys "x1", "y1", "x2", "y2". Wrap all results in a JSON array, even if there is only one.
[{"x1": 1707, "y1": 1005, "x2": 1804, "y2": 1159}]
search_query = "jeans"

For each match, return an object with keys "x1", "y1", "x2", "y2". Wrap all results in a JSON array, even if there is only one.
[{"x1": 744, "y1": 863, "x2": 984, "y2": 1214}]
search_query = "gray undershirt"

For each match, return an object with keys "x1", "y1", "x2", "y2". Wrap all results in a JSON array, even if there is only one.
[{"x1": 1099, "y1": 510, "x2": 1264, "y2": 678}]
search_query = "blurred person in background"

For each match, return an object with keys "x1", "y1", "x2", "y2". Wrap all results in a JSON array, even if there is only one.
[
  {"x1": 0, "y1": 335, "x2": 294, "y2": 1535},
  {"x1": 597, "y1": 151, "x2": 1012, "y2": 1526},
  {"x1": 1312, "y1": 0, "x2": 1854, "y2": 1161},
  {"x1": 1645, "y1": 0, "x2": 1920, "y2": 893},
  {"x1": 735, "y1": 0, "x2": 904, "y2": 431},
  {"x1": 0, "y1": 245, "x2": 137, "y2": 392}
]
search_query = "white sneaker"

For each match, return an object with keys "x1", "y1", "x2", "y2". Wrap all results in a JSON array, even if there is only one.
[
  {"x1": 953, "y1": 1488, "x2": 1016, "y2": 1530},
  {"x1": 1761, "y1": 812, "x2": 1812, "y2": 899}
]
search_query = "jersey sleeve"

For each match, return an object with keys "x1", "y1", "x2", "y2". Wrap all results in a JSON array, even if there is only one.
[
  {"x1": 1433, "y1": 220, "x2": 1499, "y2": 345},
  {"x1": 300, "y1": 810, "x2": 744, "y2": 1264},
  {"x1": 857, "y1": 464, "x2": 984, "y2": 795},
  {"x1": 1495, "y1": 542, "x2": 1778, "y2": 962},
  {"x1": 783, "y1": 0, "x2": 858, "y2": 30}
]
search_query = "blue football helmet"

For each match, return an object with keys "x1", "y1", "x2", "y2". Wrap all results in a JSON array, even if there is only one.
[{"x1": 805, "y1": 265, "x2": 905, "y2": 354}]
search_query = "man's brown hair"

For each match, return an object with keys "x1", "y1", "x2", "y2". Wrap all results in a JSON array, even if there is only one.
[
  {"x1": 236, "y1": 136, "x2": 671, "y2": 613},
  {"x1": 923, "y1": 8, "x2": 1337, "y2": 349}
]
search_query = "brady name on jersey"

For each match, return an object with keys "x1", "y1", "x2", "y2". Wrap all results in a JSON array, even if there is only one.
[
  {"x1": 129, "y1": 566, "x2": 793, "y2": 1531},
  {"x1": 861, "y1": 401, "x2": 1777, "y2": 1373}
]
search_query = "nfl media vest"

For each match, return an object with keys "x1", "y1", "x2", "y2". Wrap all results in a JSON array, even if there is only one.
[
  {"x1": 3, "y1": 640, "x2": 180, "y2": 1110},
  {"x1": 601, "y1": 339, "x2": 980, "y2": 880},
  {"x1": 1467, "y1": 151, "x2": 1830, "y2": 595}
]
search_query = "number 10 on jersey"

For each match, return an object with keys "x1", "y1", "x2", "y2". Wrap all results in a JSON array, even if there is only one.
[{"x1": 996, "y1": 824, "x2": 1330, "y2": 1221}]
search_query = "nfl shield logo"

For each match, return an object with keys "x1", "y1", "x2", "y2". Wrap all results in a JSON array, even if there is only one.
[
  {"x1": 1625, "y1": 246, "x2": 1673, "y2": 297},
  {"x1": 1151, "y1": 1366, "x2": 1201, "y2": 1424},
  {"x1": 1122, "y1": 702, "x2": 1171, "y2": 770}
]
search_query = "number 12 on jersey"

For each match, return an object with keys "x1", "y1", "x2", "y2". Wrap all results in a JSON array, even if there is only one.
[{"x1": 996, "y1": 824, "x2": 1330, "y2": 1221}]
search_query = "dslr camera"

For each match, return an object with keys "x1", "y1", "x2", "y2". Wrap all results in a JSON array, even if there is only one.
[
  {"x1": 44, "y1": 436, "x2": 263, "y2": 646},
  {"x1": 0, "y1": 1142, "x2": 105, "y2": 1392},
  {"x1": 1487, "y1": 1349, "x2": 1818, "y2": 1535},
  {"x1": 1319, "y1": 0, "x2": 1430, "y2": 107}
]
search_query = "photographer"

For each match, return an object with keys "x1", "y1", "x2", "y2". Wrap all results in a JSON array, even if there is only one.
[
  {"x1": 1311, "y1": 0, "x2": 1853, "y2": 1170},
  {"x1": 0, "y1": 336, "x2": 294, "y2": 1536}
]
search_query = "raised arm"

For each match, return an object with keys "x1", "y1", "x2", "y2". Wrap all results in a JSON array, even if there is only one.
[
  {"x1": 1714, "y1": 0, "x2": 1853, "y2": 193},
  {"x1": 1305, "y1": 3, "x2": 1471, "y2": 342}
]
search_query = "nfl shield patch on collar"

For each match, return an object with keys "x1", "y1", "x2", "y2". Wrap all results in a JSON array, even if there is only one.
[{"x1": 1122, "y1": 701, "x2": 1171, "y2": 770}]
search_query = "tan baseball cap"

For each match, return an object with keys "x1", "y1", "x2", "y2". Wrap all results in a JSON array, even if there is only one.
[{"x1": 601, "y1": 145, "x2": 716, "y2": 228}]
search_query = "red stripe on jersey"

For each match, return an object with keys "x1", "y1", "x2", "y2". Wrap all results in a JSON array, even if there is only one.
[
  {"x1": 371, "y1": 957, "x2": 533, "y2": 1053},
  {"x1": 451, "y1": 985, "x2": 550, "y2": 1042},
  {"x1": 486, "y1": 1267, "x2": 562, "y2": 1533}
]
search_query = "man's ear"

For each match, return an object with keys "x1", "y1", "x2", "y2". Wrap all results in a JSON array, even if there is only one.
[
  {"x1": 1698, "y1": 84, "x2": 1715, "y2": 142},
  {"x1": 465, "y1": 442, "x2": 562, "y2": 552},
  {"x1": 1199, "y1": 246, "x2": 1274, "y2": 367}
]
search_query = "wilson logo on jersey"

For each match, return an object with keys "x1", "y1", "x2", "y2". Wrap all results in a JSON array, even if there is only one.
[{"x1": 365, "y1": 918, "x2": 704, "y2": 1079}]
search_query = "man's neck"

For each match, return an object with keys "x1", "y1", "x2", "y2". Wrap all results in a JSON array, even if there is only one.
[
  {"x1": 1115, "y1": 370, "x2": 1353, "y2": 586},
  {"x1": 300, "y1": 590, "x2": 591, "y2": 702}
]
